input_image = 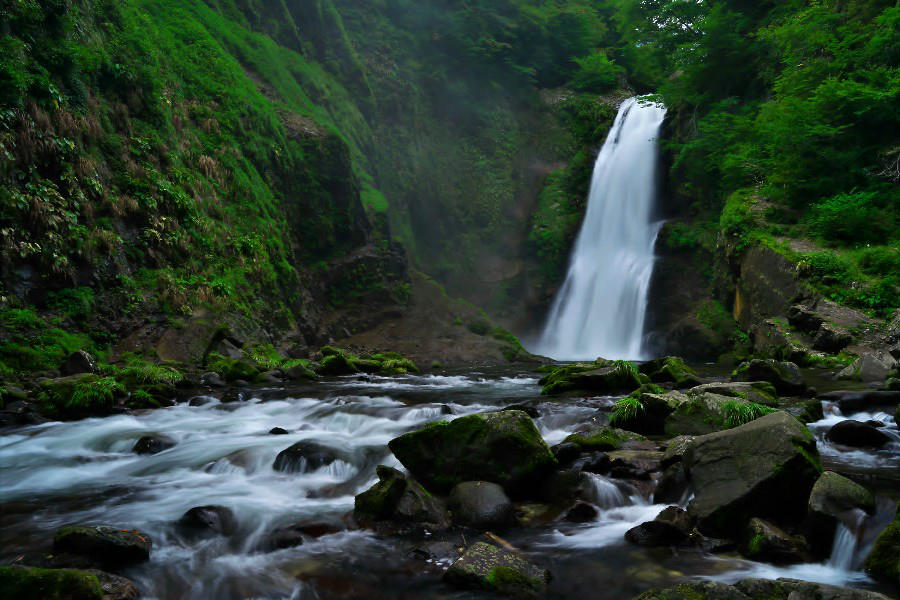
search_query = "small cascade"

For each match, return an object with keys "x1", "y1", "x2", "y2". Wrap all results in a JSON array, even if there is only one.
[
  {"x1": 828, "y1": 522, "x2": 860, "y2": 571},
  {"x1": 532, "y1": 97, "x2": 667, "y2": 361}
]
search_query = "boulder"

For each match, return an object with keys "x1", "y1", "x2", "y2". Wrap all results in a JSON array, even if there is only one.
[
  {"x1": 639, "y1": 356, "x2": 701, "y2": 388},
  {"x1": 664, "y1": 392, "x2": 773, "y2": 437},
  {"x1": 178, "y1": 505, "x2": 237, "y2": 536},
  {"x1": 387, "y1": 410, "x2": 556, "y2": 497},
  {"x1": 688, "y1": 381, "x2": 778, "y2": 406},
  {"x1": 732, "y1": 359, "x2": 806, "y2": 395},
  {"x1": 563, "y1": 427, "x2": 645, "y2": 452},
  {"x1": 655, "y1": 506, "x2": 694, "y2": 534},
  {"x1": 826, "y1": 420, "x2": 891, "y2": 448},
  {"x1": 735, "y1": 577, "x2": 893, "y2": 599},
  {"x1": 61, "y1": 351, "x2": 98, "y2": 376},
  {"x1": 865, "y1": 509, "x2": 900, "y2": 585},
  {"x1": 448, "y1": 481, "x2": 515, "y2": 530},
  {"x1": 317, "y1": 353, "x2": 358, "y2": 376},
  {"x1": 260, "y1": 524, "x2": 305, "y2": 551},
  {"x1": 354, "y1": 466, "x2": 450, "y2": 530},
  {"x1": 444, "y1": 542, "x2": 550, "y2": 598},
  {"x1": 563, "y1": 501, "x2": 598, "y2": 523},
  {"x1": 838, "y1": 352, "x2": 897, "y2": 384},
  {"x1": 268, "y1": 427, "x2": 289, "y2": 435},
  {"x1": 132, "y1": 435, "x2": 175, "y2": 455},
  {"x1": 661, "y1": 435, "x2": 695, "y2": 467},
  {"x1": 781, "y1": 399, "x2": 824, "y2": 424},
  {"x1": 550, "y1": 442, "x2": 581, "y2": 466},
  {"x1": 611, "y1": 391, "x2": 687, "y2": 435},
  {"x1": 625, "y1": 520, "x2": 688, "y2": 547},
  {"x1": 813, "y1": 323, "x2": 852, "y2": 353},
  {"x1": 0, "y1": 566, "x2": 106, "y2": 600},
  {"x1": 740, "y1": 517, "x2": 812, "y2": 564},
  {"x1": 655, "y1": 463, "x2": 689, "y2": 505},
  {"x1": 273, "y1": 440, "x2": 341, "y2": 472},
  {"x1": 683, "y1": 411, "x2": 822, "y2": 538},
  {"x1": 53, "y1": 525, "x2": 151, "y2": 568},
  {"x1": 540, "y1": 360, "x2": 644, "y2": 395},
  {"x1": 806, "y1": 471, "x2": 876, "y2": 556},
  {"x1": 820, "y1": 390, "x2": 900, "y2": 414},
  {"x1": 199, "y1": 372, "x2": 227, "y2": 387}
]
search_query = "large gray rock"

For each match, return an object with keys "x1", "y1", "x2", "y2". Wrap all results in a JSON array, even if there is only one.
[
  {"x1": 664, "y1": 392, "x2": 772, "y2": 437},
  {"x1": 636, "y1": 580, "x2": 750, "y2": 599},
  {"x1": 0, "y1": 565, "x2": 139, "y2": 600},
  {"x1": 735, "y1": 577, "x2": 893, "y2": 599},
  {"x1": 387, "y1": 410, "x2": 556, "y2": 497},
  {"x1": 813, "y1": 323, "x2": 852, "y2": 353},
  {"x1": 838, "y1": 352, "x2": 898, "y2": 383},
  {"x1": 448, "y1": 481, "x2": 515, "y2": 530},
  {"x1": 684, "y1": 411, "x2": 822, "y2": 538},
  {"x1": 826, "y1": 420, "x2": 891, "y2": 448},
  {"x1": 731, "y1": 359, "x2": 806, "y2": 395},
  {"x1": 444, "y1": 542, "x2": 550, "y2": 598}
]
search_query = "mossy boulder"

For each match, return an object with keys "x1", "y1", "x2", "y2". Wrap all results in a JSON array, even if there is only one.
[
  {"x1": 688, "y1": 381, "x2": 778, "y2": 406},
  {"x1": 664, "y1": 392, "x2": 775, "y2": 437},
  {"x1": 684, "y1": 411, "x2": 822, "y2": 538},
  {"x1": 444, "y1": 542, "x2": 550, "y2": 598},
  {"x1": 38, "y1": 374, "x2": 125, "y2": 417},
  {"x1": 740, "y1": 517, "x2": 812, "y2": 564},
  {"x1": 563, "y1": 426, "x2": 645, "y2": 451},
  {"x1": 353, "y1": 466, "x2": 450, "y2": 530},
  {"x1": 640, "y1": 578, "x2": 893, "y2": 600},
  {"x1": 206, "y1": 355, "x2": 260, "y2": 382},
  {"x1": 540, "y1": 359, "x2": 644, "y2": 395},
  {"x1": 731, "y1": 359, "x2": 806, "y2": 395},
  {"x1": 53, "y1": 525, "x2": 151, "y2": 568},
  {"x1": 636, "y1": 580, "x2": 749, "y2": 600},
  {"x1": 806, "y1": 471, "x2": 876, "y2": 557},
  {"x1": 865, "y1": 507, "x2": 900, "y2": 585},
  {"x1": 610, "y1": 391, "x2": 687, "y2": 435},
  {"x1": 387, "y1": 410, "x2": 556, "y2": 497},
  {"x1": 317, "y1": 353, "x2": 359, "y2": 375},
  {"x1": 639, "y1": 356, "x2": 701, "y2": 388},
  {"x1": 0, "y1": 566, "x2": 103, "y2": 600}
]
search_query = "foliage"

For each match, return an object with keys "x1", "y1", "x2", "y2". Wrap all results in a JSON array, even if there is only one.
[
  {"x1": 609, "y1": 396, "x2": 645, "y2": 427},
  {"x1": 570, "y1": 52, "x2": 622, "y2": 92},
  {"x1": 720, "y1": 401, "x2": 776, "y2": 429}
]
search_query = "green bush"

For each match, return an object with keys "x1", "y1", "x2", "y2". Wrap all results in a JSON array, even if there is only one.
[
  {"x1": 609, "y1": 396, "x2": 645, "y2": 427},
  {"x1": 858, "y1": 246, "x2": 900, "y2": 277},
  {"x1": 569, "y1": 52, "x2": 622, "y2": 92},
  {"x1": 807, "y1": 191, "x2": 895, "y2": 245},
  {"x1": 800, "y1": 251, "x2": 853, "y2": 283}
]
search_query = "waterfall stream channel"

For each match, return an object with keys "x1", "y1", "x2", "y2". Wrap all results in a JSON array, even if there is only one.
[{"x1": 1, "y1": 368, "x2": 897, "y2": 599}]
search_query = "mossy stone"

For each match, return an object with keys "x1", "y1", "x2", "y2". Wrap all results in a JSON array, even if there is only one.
[
  {"x1": 865, "y1": 510, "x2": 900, "y2": 584},
  {"x1": 54, "y1": 525, "x2": 151, "y2": 568},
  {"x1": 444, "y1": 542, "x2": 549, "y2": 598},
  {"x1": 0, "y1": 566, "x2": 103, "y2": 600},
  {"x1": 563, "y1": 426, "x2": 645, "y2": 451},
  {"x1": 317, "y1": 353, "x2": 358, "y2": 375},
  {"x1": 354, "y1": 466, "x2": 408, "y2": 521},
  {"x1": 388, "y1": 410, "x2": 556, "y2": 497}
]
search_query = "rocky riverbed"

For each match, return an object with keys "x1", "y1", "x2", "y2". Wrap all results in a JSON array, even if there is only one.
[{"x1": 0, "y1": 365, "x2": 898, "y2": 599}]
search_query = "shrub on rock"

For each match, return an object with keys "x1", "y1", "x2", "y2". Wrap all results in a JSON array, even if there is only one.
[{"x1": 388, "y1": 410, "x2": 556, "y2": 497}]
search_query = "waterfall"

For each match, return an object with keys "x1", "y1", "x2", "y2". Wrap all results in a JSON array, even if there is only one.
[{"x1": 533, "y1": 97, "x2": 667, "y2": 361}]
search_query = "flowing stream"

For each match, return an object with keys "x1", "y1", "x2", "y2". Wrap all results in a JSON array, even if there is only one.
[
  {"x1": 532, "y1": 97, "x2": 667, "y2": 361},
  {"x1": 0, "y1": 372, "x2": 896, "y2": 599}
]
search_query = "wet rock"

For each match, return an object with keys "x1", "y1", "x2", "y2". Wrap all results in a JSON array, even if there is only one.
[
  {"x1": 781, "y1": 399, "x2": 824, "y2": 424},
  {"x1": 639, "y1": 356, "x2": 702, "y2": 388},
  {"x1": 661, "y1": 435, "x2": 695, "y2": 467},
  {"x1": 731, "y1": 359, "x2": 806, "y2": 395},
  {"x1": 636, "y1": 580, "x2": 749, "y2": 599},
  {"x1": 502, "y1": 404, "x2": 540, "y2": 418},
  {"x1": 550, "y1": 442, "x2": 581, "y2": 466},
  {"x1": 187, "y1": 395, "x2": 215, "y2": 406},
  {"x1": 388, "y1": 410, "x2": 556, "y2": 497},
  {"x1": 53, "y1": 525, "x2": 151, "y2": 568},
  {"x1": 654, "y1": 463, "x2": 689, "y2": 505},
  {"x1": 317, "y1": 353, "x2": 358, "y2": 376},
  {"x1": 613, "y1": 391, "x2": 688, "y2": 435},
  {"x1": 0, "y1": 565, "x2": 126, "y2": 600},
  {"x1": 444, "y1": 541, "x2": 550, "y2": 598},
  {"x1": 735, "y1": 577, "x2": 893, "y2": 599},
  {"x1": 605, "y1": 449, "x2": 662, "y2": 480},
  {"x1": 826, "y1": 420, "x2": 891, "y2": 448},
  {"x1": 178, "y1": 505, "x2": 237, "y2": 536},
  {"x1": 683, "y1": 411, "x2": 822, "y2": 538},
  {"x1": 788, "y1": 304, "x2": 824, "y2": 334},
  {"x1": 655, "y1": 506, "x2": 693, "y2": 534},
  {"x1": 199, "y1": 372, "x2": 227, "y2": 387},
  {"x1": 563, "y1": 426, "x2": 645, "y2": 452},
  {"x1": 688, "y1": 381, "x2": 778, "y2": 406},
  {"x1": 563, "y1": 501, "x2": 598, "y2": 523},
  {"x1": 577, "y1": 451, "x2": 612, "y2": 474},
  {"x1": 539, "y1": 360, "x2": 644, "y2": 395},
  {"x1": 260, "y1": 524, "x2": 306, "y2": 551},
  {"x1": 865, "y1": 509, "x2": 900, "y2": 585},
  {"x1": 813, "y1": 323, "x2": 852, "y2": 353},
  {"x1": 268, "y1": 427, "x2": 289, "y2": 435},
  {"x1": 740, "y1": 517, "x2": 812, "y2": 564},
  {"x1": 820, "y1": 390, "x2": 900, "y2": 414},
  {"x1": 132, "y1": 435, "x2": 175, "y2": 455},
  {"x1": 220, "y1": 389, "x2": 245, "y2": 403},
  {"x1": 806, "y1": 471, "x2": 876, "y2": 556},
  {"x1": 625, "y1": 519, "x2": 688, "y2": 547},
  {"x1": 448, "y1": 481, "x2": 516, "y2": 530},
  {"x1": 284, "y1": 364, "x2": 316, "y2": 380},
  {"x1": 61, "y1": 351, "x2": 98, "y2": 376},
  {"x1": 354, "y1": 466, "x2": 450, "y2": 530},
  {"x1": 273, "y1": 440, "x2": 340, "y2": 472},
  {"x1": 258, "y1": 370, "x2": 284, "y2": 383}
]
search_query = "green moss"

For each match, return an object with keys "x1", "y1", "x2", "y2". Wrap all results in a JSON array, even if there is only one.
[
  {"x1": 720, "y1": 400, "x2": 776, "y2": 429},
  {"x1": 865, "y1": 515, "x2": 900, "y2": 584},
  {"x1": 0, "y1": 566, "x2": 103, "y2": 600},
  {"x1": 38, "y1": 374, "x2": 124, "y2": 415},
  {"x1": 746, "y1": 532, "x2": 764, "y2": 557},
  {"x1": 563, "y1": 426, "x2": 644, "y2": 451},
  {"x1": 206, "y1": 353, "x2": 261, "y2": 382},
  {"x1": 486, "y1": 566, "x2": 544, "y2": 596}
]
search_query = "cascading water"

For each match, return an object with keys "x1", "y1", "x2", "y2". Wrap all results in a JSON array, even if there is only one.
[{"x1": 533, "y1": 97, "x2": 667, "y2": 361}]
